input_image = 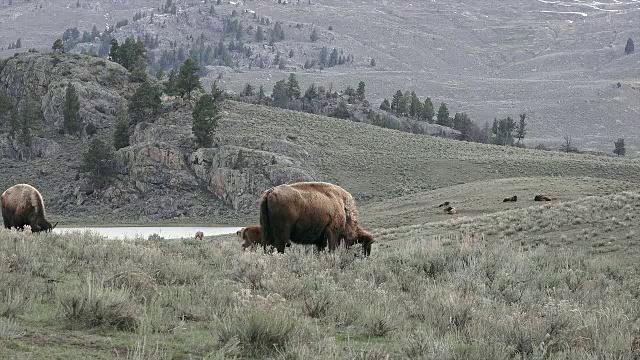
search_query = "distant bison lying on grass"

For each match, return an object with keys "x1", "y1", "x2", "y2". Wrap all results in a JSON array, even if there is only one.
[
  {"x1": 1, "y1": 184, "x2": 57, "y2": 233},
  {"x1": 444, "y1": 206, "x2": 457, "y2": 215},
  {"x1": 259, "y1": 181, "x2": 374, "y2": 256},
  {"x1": 534, "y1": 195, "x2": 553, "y2": 201},
  {"x1": 503, "y1": 195, "x2": 518, "y2": 202}
]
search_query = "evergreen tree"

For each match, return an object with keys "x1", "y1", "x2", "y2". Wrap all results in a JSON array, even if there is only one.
[
  {"x1": 242, "y1": 83, "x2": 255, "y2": 96},
  {"x1": 421, "y1": 97, "x2": 434, "y2": 122},
  {"x1": 63, "y1": 82, "x2": 81, "y2": 134},
  {"x1": 625, "y1": 38, "x2": 634, "y2": 55},
  {"x1": 91, "y1": 25, "x2": 100, "y2": 39},
  {"x1": 391, "y1": 90, "x2": 403, "y2": 113},
  {"x1": 192, "y1": 94, "x2": 219, "y2": 148},
  {"x1": 304, "y1": 83, "x2": 318, "y2": 101},
  {"x1": 128, "y1": 81, "x2": 161, "y2": 125},
  {"x1": 113, "y1": 110, "x2": 130, "y2": 150},
  {"x1": 17, "y1": 96, "x2": 40, "y2": 147},
  {"x1": 492, "y1": 117, "x2": 516, "y2": 146},
  {"x1": 271, "y1": 80, "x2": 288, "y2": 107},
  {"x1": 164, "y1": 70, "x2": 179, "y2": 95},
  {"x1": 286, "y1": 73, "x2": 300, "y2": 99},
  {"x1": 257, "y1": 85, "x2": 266, "y2": 104},
  {"x1": 397, "y1": 91, "x2": 409, "y2": 116},
  {"x1": 81, "y1": 138, "x2": 116, "y2": 188},
  {"x1": 328, "y1": 48, "x2": 339, "y2": 67},
  {"x1": 614, "y1": 138, "x2": 626, "y2": 156},
  {"x1": 52, "y1": 39, "x2": 64, "y2": 53},
  {"x1": 310, "y1": 28, "x2": 319, "y2": 42},
  {"x1": 331, "y1": 99, "x2": 351, "y2": 119},
  {"x1": 379, "y1": 99, "x2": 390, "y2": 111},
  {"x1": 357, "y1": 81, "x2": 365, "y2": 101},
  {"x1": 211, "y1": 80, "x2": 225, "y2": 101},
  {"x1": 177, "y1": 59, "x2": 202, "y2": 99},
  {"x1": 409, "y1": 91, "x2": 421, "y2": 118},
  {"x1": 289, "y1": 49, "x2": 294, "y2": 58},
  {"x1": 255, "y1": 26, "x2": 264, "y2": 42},
  {"x1": 436, "y1": 103, "x2": 450, "y2": 127},
  {"x1": 515, "y1": 113, "x2": 527, "y2": 144}
]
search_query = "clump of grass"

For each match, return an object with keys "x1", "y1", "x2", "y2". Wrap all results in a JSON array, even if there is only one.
[
  {"x1": 214, "y1": 308, "x2": 295, "y2": 357},
  {"x1": 58, "y1": 274, "x2": 142, "y2": 331}
]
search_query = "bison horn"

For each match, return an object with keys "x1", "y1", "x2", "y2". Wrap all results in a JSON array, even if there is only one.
[{"x1": 52, "y1": 222, "x2": 59, "y2": 230}]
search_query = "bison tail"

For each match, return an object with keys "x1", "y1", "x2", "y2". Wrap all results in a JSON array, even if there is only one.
[{"x1": 259, "y1": 188, "x2": 274, "y2": 252}]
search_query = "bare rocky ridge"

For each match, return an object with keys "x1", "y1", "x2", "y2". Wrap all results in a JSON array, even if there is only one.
[{"x1": 0, "y1": 52, "x2": 315, "y2": 224}]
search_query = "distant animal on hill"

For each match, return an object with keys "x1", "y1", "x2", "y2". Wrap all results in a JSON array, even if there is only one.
[
  {"x1": 534, "y1": 195, "x2": 553, "y2": 201},
  {"x1": 438, "y1": 201, "x2": 450, "y2": 208},
  {"x1": 236, "y1": 225, "x2": 291, "y2": 251},
  {"x1": 503, "y1": 195, "x2": 518, "y2": 202},
  {"x1": 1, "y1": 184, "x2": 57, "y2": 232},
  {"x1": 444, "y1": 206, "x2": 457, "y2": 215},
  {"x1": 194, "y1": 231, "x2": 204, "y2": 240},
  {"x1": 259, "y1": 181, "x2": 373, "y2": 256}
]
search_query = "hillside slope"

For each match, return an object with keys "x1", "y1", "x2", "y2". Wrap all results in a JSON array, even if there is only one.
[{"x1": 1, "y1": 52, "x2": 640, "y2": 226}]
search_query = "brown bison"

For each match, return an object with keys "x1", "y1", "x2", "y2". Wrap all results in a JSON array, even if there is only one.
[
  {"x1": 195, "y1": 231, "x2": 204, "y2": 240},
  {"x1": 503, "y1": 195, "x2": 518, "y2": 202},
  {"x1": 342, "y1": 226, "x2": 375, "y2": 256},
  {"x1": 259, "y1": 181, "x2": 374, "y2": 256},
  {"x1": 1, "y1": 184, "x2": 57, "y2": 233},
  {"x1": 534, "y1": 195, "x2": 552, "y2": 201},
  {"x1": 444, "y1": 206, "x2": 457, "y2": 215},
  {"x1": 236, "y1": 225, "x2": 291, "y2": 251}
]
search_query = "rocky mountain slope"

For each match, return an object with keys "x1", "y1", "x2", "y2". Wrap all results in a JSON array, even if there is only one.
[{"x1": 1, "y1": 51, "x2": 640, "y2": 226}]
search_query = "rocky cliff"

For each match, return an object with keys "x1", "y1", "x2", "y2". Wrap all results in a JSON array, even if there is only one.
[{"x1": 0, "y1": 52, "x2": 316, "y2": 224}]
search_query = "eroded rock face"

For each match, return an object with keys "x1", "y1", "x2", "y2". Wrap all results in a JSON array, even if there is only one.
[
  {"x1": 0, "y1": 134, "x2": 61, "y2": 160},
  {"x1": 189, "y1": 145, "x2": 316, "y2": 211}
]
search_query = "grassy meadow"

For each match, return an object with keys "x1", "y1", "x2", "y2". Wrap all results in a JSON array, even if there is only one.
[{"x1": 2, "y1": 189, "x2": 640, "y2": 359}]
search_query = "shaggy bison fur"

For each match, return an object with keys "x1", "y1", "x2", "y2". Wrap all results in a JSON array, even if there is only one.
[
  {"x1": 195, "y1": 231, "x2": 204, "y2": 240},
  {"x1": 503, "y1": 195, "x2": 518, "y2": 202},
  {"x1": 259, "y1": 182, "x2": 374, "y2": 256},
  {"x1": 236, "y1": 225, "x2": 291, "y2": 251},
  {"x1": 1, "y1": 184, "x2": 57, "y2": 233},
  {"x1": 342, "y1": 226, "x2": 375, "y2": 256}
]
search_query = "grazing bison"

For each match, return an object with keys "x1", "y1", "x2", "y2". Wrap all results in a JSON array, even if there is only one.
[
  {"x1": 534, "y1": 195, "x2": 552, "y2": 201},
  {"x1": 195, "y1": 231, "x2": 204, "y2": 240},
  {"x1": 444, "y1": 206, "x2": 457, "y2": 215},
  {"x1": 342, "y1": 226, "x2": 375, "y2": 256},
  {"x1": 259, "y1": 181, "x2": 374, "y2": 256},
  {"x1": 236, "y1": 225, "x2": 291, "y2": 251},
  {"x1": 438, "y1": 201, "x2": 450, "y2": 208},
  {"x1": 503, "y1": 195, "x2": 518, "y2": 202},
  {"x1": 1, "y1": 184, "x2": 57, "y2": 232}
]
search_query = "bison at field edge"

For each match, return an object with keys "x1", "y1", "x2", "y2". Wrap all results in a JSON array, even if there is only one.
[
  {"x1": 195, "y1": 231, "x2": 204, "y2": 240},
  {"x1": 503, "y1": 195, "x2": 518, "y2": 202},
  {"x1": 259, "y1": 182, "x2": 374, "y2": 256},
  {"x1": 444, "y1": 206, "x2": 457, "y2": 215},
  {"x1": 1, "y1": 184, "x2": 57, "y2": 233}
]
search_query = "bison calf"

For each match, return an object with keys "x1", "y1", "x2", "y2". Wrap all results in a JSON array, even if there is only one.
[
  {"x1": 236, "y1": 225, "x2": 291, "y2": 251},
  {"x1": 195, "y1": 231, "x2": 204, "y2": 240},
  {"x1": 1, "y1": 184, "x2": 57, "y2": 233},
  {"x1": 444, "y1": 206, "x2": 457, "y2": 215}
]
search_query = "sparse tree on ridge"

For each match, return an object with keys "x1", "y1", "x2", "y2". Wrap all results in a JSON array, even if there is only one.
[
  {"x1": 515, "y1": 113, "x2": 527, "y2": 144},
  {"x1": 113, "y1": 110, "x2": 130, "y2": 150},
  {"x1": 357, "y1": 81, "x2": 366, "y2": 101},
  {"x1": 625, "y1": 38, "x2": 634, "y2": 55},
  {"x1": 177, "y1": 59, "x2": 202, "y2": 99},
  {"x1": 192, "y1": 94, "x2": 219, "y2": 148},
  {"x1": 614, "y1": 138, "x2": 626, "y2": 156},
  {"x1": 63, "y1": 83, "x2": 81, "y2": 135},
  {"x1": 436, "y1": 103, "x2": 450, "y2": 127}
]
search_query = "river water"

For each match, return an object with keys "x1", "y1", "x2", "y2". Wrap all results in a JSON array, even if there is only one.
[{"x1": 52, "y1": 226, "x2": 242, "y2": 240}]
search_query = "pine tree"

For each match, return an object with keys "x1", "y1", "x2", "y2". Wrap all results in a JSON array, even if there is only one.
[
  {"x1": 286, "y1": 73, "x2": 300, "y2": 99},
  {"x1": 421, "y1": 97, "x2": 434, "y2": 122},
  {"x1": 271, "y1": 80, "x2": 288, "y2": 107},
  {"x1": 128, "y1": 81, "x2": 161, "y2": 125},
  {"x1": 614, "y1": 138, "x2": 626, "y2": 156},
  {"x1": 391, "y1": 90, "x2": 403, "y2": 113},
  {"x1": 242, "y1": 83, "x2": 255, "y2": 96},
  {"x1": 257, "y1": 85, "x2": 266, "y2": 104},
  {"x1": 304, "y1": 84, "x2": 318, "y2": 101},
  {"x1": 379, "y1": 99, "x2": 390, "y2": 111},
  {"x1": 310, "y1": 28, "x2": 319, "y2": 42},
  {"x1": 81, "y1": 138, "x2": 116, "y2": 188},
  {"x1": 211, "y1": 80, "x2": 225, "y2": 101},
  {"x1": 357, "y1": 81, "x2": 365, "y2": 101},
  {"x1": 436, "y1": 103, "x2": 450, "y2": 127},
  {"x1": 331, "y1": 99, "x2": 351, "y2": 119},
  {"x1": 328, "y1": 48, "x2": 338, "y2": 67},
  {"x1": 255, "y1": 26, "x2": 264, "y2": 41},
  {"x1": 63, "y1": 82, "x2": 81, "y2": 134},
  {"x1": 113, "y1": 110, "x2": 130, "y2": 150},
  {"x1": 409, "y1": 91, "x2": 421, "y2": 118},
  {"x1": 192, "y1": 94, "x2": 219, "y2": 148},
  {"x1": 515, "y1": 113, "x2": 527, "y2": 144},
  {"x1": 625, "y1": 38, "x2": 634, "y2": 55},
  {"x1": 177, "y1": 58, "x2": 202, "y2": 99}
]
